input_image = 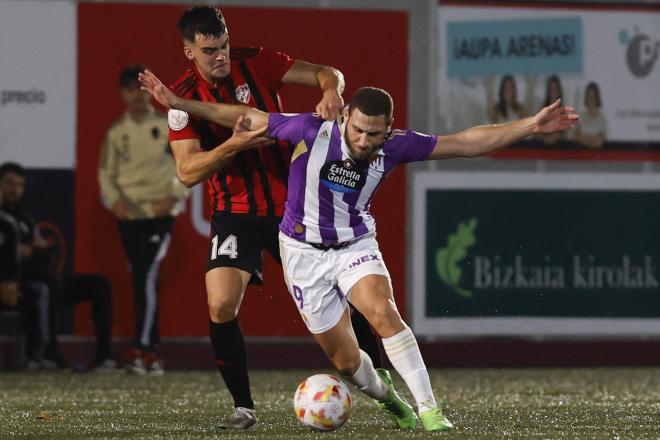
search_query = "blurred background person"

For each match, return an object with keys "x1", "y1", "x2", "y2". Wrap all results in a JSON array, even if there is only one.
[
  {"x1": 573, "y1": 81, "x2": 607, "y2": 149},
  {"x1": 98, "y1": 65, "x2": 189, "y2": 375},
  {"x1": 0, "y1": 189, "x2": 21, "y2": 308},
  {"x1": 539, "y1": 75, "x2": 567, "y2": 146},
  {"x1": 1, "y1": 162, "x2": 115, "y2": 371},
  {"x1": 0, "y1": 179, "x2": 50, "y2": 370},
  {"x1": 485, "y1": 74, "x2": 534, "y2": 123},
  {"x1": 1, "y1": 162, "x2": 57, "y2": 369}
]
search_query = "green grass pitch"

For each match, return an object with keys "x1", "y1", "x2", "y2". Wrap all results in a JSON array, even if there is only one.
[{"x1": 2, "y1": 368, "x2": 659, "y2": 439}]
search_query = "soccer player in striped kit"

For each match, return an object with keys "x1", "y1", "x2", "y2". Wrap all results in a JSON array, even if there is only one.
[
  {"x1": 165, "y1": 6, "x2": 383, "y2": 429},
  {"x1": 141, "y1": 69, "x2": 579, "y2": 430}
]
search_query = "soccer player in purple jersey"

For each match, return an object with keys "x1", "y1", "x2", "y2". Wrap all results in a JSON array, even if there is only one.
[{"x1": 140, "y1": 70, "x2": 579, "y2": 431}]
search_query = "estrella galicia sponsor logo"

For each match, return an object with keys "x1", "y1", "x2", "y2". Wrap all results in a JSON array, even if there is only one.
[
  {"x1": 435, "y1": 218, "x2": 478, "y2": 298},
  {"x1": 620, "y1": 28, "x2": 660, "y2": 78},
  {"x1": 320, "y1": 160, "x2": 366, "y2": 193}
]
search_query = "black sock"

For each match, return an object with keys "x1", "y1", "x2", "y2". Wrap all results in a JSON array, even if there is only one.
[
  {"x1": 209, "y1": 319, "x2": 254, "y2": 409},
  {"x1": 350, "y1": 307, "x2": 384, "y2": 369}
]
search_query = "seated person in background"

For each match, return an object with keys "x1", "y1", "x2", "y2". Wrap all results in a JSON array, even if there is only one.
[
  {"x1": 573, "y1": 82, "x2": 606, "y2": 149},
  {"x1": 0, "y1": 162, "x2": 115, "y2": 371},
  {"x1": 0, "y1": 188, "x2": 21, "y2": 308},
  {"x1": 0, "y1": 178, "x2": 50, "y2": 370}
]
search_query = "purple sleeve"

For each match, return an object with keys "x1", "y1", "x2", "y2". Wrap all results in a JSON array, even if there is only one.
[
  {"x1": 385, "y1": 129, "x2": 438, "y2": 164},
  {"x1": 268, "y1": 113, "x2": 312, "y2": 144}
]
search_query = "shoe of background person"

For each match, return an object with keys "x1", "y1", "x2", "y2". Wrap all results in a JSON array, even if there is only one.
[
  {"x1": 22, "y1": 358, "x2": 42, "y2": 372},
  {"x1": 40, "y1": 358, "x2": 60, "y2": 371},
  {"x1": 92, "y1": 358, "x2": 118, "y2": 373},
  {"x1": 419, "y1": 407, "x2": 454, "y2": 431},
  {"x1": 218, "y1": 407, "x2": 257, "y2": 430},
  {"x1": 43, "y1": 350, "x2": 69, "y2": 370},
  {"x1": 143, "y1": 352, "x2": 164, "y2": 376},
  {"x1": 124, "y1": 349, "x2": 147, "y2": 375},
  {"x1": 374, "y1": 368, "x2": 418, "y2": 429}
]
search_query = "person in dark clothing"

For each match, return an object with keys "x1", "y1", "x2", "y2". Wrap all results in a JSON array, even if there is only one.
[
  {"x1": 0, "y1": 177, "x2": 50, "y2": 369},
  {"x1": 0, "y1": 162, "x2": 115, "y2": 370}
]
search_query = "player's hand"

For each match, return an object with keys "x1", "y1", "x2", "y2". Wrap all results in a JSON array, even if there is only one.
[
  {"x1": 138, "y1": 70, "x2": 179, "y2": 108},
  {"x1": 0, "y1": 281, "x2": 21, "y2": 307},
  {"x1": 316, "y1": 89, "x2": 344, "y2": 120},
  {"x1": 225, "y1": 115, "x2": 272, "y2": 151},
  {"x1": 151, "y1": 195, "x2": 178, "y2": 217},
  {"x1": 111, "y1": 200, "x2": 133, "y2": 220},
  {"x1": 532, "y1": 99, "x2": 579, "y2": 135}
]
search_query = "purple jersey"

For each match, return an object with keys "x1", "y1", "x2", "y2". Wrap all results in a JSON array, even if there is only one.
[{"x1": 268, "y1": 113, "x2": 436, "y2": 244}]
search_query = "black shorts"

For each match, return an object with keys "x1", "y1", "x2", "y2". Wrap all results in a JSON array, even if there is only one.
[{"x1": 206, "y1": 213, "x2": 282, "y2": 285}]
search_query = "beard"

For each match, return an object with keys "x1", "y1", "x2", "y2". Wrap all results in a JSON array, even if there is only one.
[{"x1": 344, "y1": 127, "x2": 386, "y2": 162}]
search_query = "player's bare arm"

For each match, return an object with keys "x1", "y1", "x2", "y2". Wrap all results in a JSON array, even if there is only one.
[
  {"x1": 139, "y1": 70, "x2": 269, "y2": 132},
  {"x1": 281, "y1": 60, "x2": 345, "y2": 120},
  {"x1": 170, "y1": 116, "x2": 269, "y2": 187},
  {"x1": 429, "y1": 99, "x2": 579, "y2": 160}
]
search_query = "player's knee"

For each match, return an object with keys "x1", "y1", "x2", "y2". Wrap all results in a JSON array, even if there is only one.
[
  {"x1": 207, "y1": 296, "x2": 239, "y2": 322},
  {"x1": 368, "y1": 300, "x2": 403, "y2": 336}
]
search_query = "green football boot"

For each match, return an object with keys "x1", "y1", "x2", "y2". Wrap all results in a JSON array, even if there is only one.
[
  {"x1": 374, "y1": 368, "x2": 418, "y2": 429},
  {"x1": 419, "y1": 407, "x2": 454, "y2": 431}
]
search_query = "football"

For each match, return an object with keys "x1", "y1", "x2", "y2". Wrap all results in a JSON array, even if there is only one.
[{"x1": 293, "y1": 374, "x2": 352, "y2": 431}]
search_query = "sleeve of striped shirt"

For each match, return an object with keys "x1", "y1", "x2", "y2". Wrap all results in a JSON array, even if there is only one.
[
  {"x1": 386, "y1": 129, "x2": 438, "y2": 164},
  {"x1": 267, "y1": 113, "x2": 310, "y2": 144},
  {"x1": 253, "y1": 48, "x2": 295, "y2": 90}
]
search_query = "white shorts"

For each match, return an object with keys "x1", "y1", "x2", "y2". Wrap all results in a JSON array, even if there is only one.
[{"x1": 279, "y1": 232, "x2": 392, "y2": 334}]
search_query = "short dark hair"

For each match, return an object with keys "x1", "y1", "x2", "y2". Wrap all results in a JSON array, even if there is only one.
[
  {"x1": 119, "y1": 65, "x2": 145, "y2": 89},
  {"x1": 177, "y1": 6, "x2": 227, "y2": 42},
  {"x1": 348, "y1": 87, "x2": 393, "y2": 123},
  {"x1": 584, "y1": 82, "x2": 602, "y2": 108},
  {"x1": 0, "y1": 162, "x2": 26, "y2": 180}
]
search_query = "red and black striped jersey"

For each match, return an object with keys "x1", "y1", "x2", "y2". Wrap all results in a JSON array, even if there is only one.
[{"x1": 169, "y1": 47, "x2": 295, "y2": 217}]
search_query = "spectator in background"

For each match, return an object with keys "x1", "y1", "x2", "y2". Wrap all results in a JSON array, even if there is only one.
[
  {"x1": 573, "y1": 82, "x2": 607, "y2": 149},
  {"x1": 0, "y1": 162, "x2": 115, "y2": 371},
  {"x1": 1, "y1": 163, "x2": 57, "y2": 369},
  {"x1": 485, "y1": 74, "x2": 533, "y2": 123},
  {"x1": 0, "y1": 187, "x2": 21, "y2": 308},
  {"x1": 539, "y1": 75, "x2": 566, "y2": 146},
  {"x1": 0, "y1": 182, "x2": 51, "y2": 370},
  {"x1": 98, "y1": 65, "x2": 189, "y2": 375}
]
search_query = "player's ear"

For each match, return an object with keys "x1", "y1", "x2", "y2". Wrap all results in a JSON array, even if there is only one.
[
  {"x1": 342, "y1": 106, "x2": 349, "y2": 121},
  {"x1": 183, "y1": 46, "x2": 194, "y2": 61}
]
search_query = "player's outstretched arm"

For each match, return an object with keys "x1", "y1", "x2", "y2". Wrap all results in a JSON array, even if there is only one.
[
  {"x1": 428, "y1": 99, "x2": 579, "y2": 160},
  {"x1": 138, "y1": 70, "x2": 269, "y2": 131},
  {"x1": 281, "y1": 60, "x2": 345, "y2": 120}
]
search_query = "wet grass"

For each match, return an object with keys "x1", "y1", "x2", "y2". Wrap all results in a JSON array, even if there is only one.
[{"x1": 1, "y1": 368, "x2": 659, "y2": 439}]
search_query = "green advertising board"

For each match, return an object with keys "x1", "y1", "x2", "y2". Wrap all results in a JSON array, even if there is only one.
[{"x1": 411, "y1": 172, "x2": 660, "y2": 337}]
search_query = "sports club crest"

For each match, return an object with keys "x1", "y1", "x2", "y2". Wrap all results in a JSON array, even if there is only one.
[{"x1": 235, "y1": 83, "x2": 251, "y2": 104}]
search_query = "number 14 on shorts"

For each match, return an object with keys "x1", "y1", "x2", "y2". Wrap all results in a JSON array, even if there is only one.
[{"x1": 211, "y1": 234, "x2": 238, "y2": 259}]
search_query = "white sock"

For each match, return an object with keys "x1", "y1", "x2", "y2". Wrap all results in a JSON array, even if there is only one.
[
  {"x1": 343, "y1": 350, "x2": 388, "y2": 400},
  {"x1": 382, "y1": 327, "x2": 437, "y2": 413}
]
